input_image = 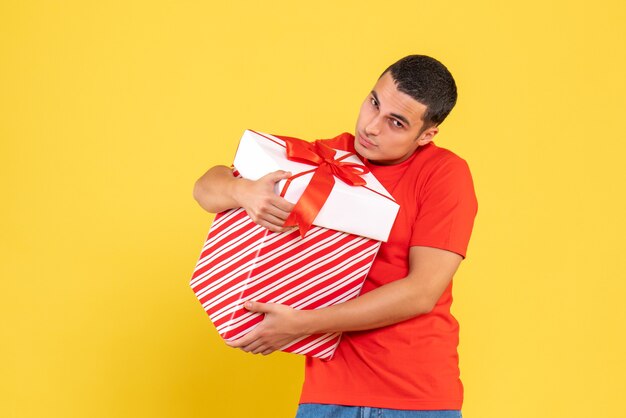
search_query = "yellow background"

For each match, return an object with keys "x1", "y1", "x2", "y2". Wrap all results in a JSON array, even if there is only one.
[{"x1": 2, "y1": 1, "x2": 625, "y2": 417}]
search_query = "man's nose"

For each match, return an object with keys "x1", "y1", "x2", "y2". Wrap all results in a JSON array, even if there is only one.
[{"x1": 364, "y1": 115, "x2": 381, "y2": 136}]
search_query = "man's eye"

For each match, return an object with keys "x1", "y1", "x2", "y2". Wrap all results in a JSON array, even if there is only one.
[
  {"x1": 391, "y1": 119, "x2": 403, "y2": 128},
  {"x1": 370, "y1": 97, "x2": 379, "y2": 107}
]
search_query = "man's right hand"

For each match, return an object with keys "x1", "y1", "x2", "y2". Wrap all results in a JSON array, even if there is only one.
[{"x1": 232, "y1": 170, "x2": 296, "y2": 233}]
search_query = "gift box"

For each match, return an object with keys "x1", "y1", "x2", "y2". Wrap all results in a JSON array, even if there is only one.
[{"x1": 190, "y1": 130, "x2": 399, "y2": 359}]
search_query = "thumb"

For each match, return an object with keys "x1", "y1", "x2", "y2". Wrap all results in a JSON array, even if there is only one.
[{"x1": 243, "y1": 300, "x2": 273, "y2": 313}]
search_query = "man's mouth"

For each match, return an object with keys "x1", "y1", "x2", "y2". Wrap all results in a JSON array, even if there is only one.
[{"x1": 357, "y1": 132, "x2": 377, "y2": 149}]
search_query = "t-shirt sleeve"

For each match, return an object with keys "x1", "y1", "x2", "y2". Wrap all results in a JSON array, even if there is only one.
[{"x1": 410, "y1": 156, "x2": 478, "y2": 258}]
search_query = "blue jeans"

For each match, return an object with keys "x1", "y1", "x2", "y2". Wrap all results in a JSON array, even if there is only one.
[{"x1": 295, "y1": 404, "x2": 462, "y2": 418}]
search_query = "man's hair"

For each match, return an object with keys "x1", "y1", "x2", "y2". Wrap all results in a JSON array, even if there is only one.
[{"x1": 382, "y1": 55, "x2": 457, "y2": 127}]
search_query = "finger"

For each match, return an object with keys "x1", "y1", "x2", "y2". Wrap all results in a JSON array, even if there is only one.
[
  {"x1": 249, "y1": 196, "x2": 292, "y2": 223},
  {"x1": 256, "y1": 218, "x2": 292, "y2": 233},
  {"x1": 243, "y1": 301, "x2": 273, "y2": 314},
  {"x1": 226, "y1": 331, "x2": 257, "y2": 348},
  {"x1": 264, "y1": 170, "x2": 292, "y2": 183},
  {"x1": 261, "y1": 348, "x2": 275, "y2": 356},
  {"x1": 258, "y1": 171, "x2": 292, "y2": 191},
  {"x1": 251, "y1": 344, "x2": 270, "y2": 355},
  {"x1": 225, "y1": 338, "x2": 246, "y2": 348},
  {"x1": 261, "y1": 209, "x2": 290, "y2": 225},
  {"x1": 242, "y1": 340, "x2": 266, "y2": 353},
  {"x1": 257, "y1": 216, "x2": 299, "y2": 234},
  {"x1": 269, "y1": 195, "x2": 295, "y2": 214}
]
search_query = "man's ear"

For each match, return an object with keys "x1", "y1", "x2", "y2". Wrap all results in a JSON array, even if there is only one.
[{"x1": 416, "y1": 126, "x2": 439, "y2": 146}]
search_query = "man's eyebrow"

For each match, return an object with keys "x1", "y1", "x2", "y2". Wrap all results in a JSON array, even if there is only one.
[{"x1": 371, "y1": 90, "x2": 411, "y2": 127}]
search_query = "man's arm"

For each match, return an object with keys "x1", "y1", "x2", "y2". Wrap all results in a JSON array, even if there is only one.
[
  {"x1": 227, "y1": 245, "x2": 463, "y2": 355},
  {"x1": 193, "y1": 165, "x2": 295, "y2": 233}
]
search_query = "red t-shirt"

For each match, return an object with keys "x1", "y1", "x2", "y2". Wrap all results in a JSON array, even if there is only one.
[{"x1": 299, "y1": 133, "x2": 478, "y2": 410}]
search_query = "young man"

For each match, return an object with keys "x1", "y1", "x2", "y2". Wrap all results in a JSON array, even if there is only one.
[{"x1": 193, "y1": 55, "x2": 478, "y2": 418}]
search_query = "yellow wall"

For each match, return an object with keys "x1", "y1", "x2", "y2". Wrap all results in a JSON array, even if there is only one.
[{"x1": 2, "y1": 1, "x2": 625, "y2": 417}]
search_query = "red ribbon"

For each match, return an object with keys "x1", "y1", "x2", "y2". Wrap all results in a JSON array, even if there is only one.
[{"x1": 279, "y1": 135, "x2": 370, "y2": 237}]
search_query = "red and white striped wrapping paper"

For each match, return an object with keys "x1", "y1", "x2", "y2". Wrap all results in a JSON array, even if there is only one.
[{"x1": 190, "y1": 207, "x2": 381, "y2": 360}]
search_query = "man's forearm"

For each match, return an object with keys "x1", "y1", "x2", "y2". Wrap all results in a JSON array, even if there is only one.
[
  {"x1": 302, "y1": 276, "x2": 433, "y2": 334},
  {"x1": 193, "y1": 165, "x2": 245, "y2": 213},
  {"x1": 301, "y1": 246, "x2": 462, "y2": 334}
]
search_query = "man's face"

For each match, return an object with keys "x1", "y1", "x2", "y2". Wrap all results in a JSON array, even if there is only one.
[{"x1": 354, "y1": 71, "x2": 438, "y2": 165}]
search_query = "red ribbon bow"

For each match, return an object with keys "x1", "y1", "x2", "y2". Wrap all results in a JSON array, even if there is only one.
[{"x1": 280, "y1": 136, "x2": 369, "y2": 237}]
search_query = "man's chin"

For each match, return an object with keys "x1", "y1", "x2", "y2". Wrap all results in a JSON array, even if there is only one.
[{"x1": 353, "y1": 141, "x2": 368, "y2": 158}]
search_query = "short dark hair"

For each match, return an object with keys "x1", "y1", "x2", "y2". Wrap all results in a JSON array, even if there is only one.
[{"x1": 382, "y1": 55, "x2": 457, "y2": 127}]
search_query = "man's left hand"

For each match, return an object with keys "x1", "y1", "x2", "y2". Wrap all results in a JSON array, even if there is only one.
[{"x1": 225, "y1": 301, "x2": 309, "y2": 356}]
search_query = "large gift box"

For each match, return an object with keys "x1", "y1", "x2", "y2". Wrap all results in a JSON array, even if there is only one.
[{"x1": 190, "y1": 130, "x2": 399, "y2": 359}]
